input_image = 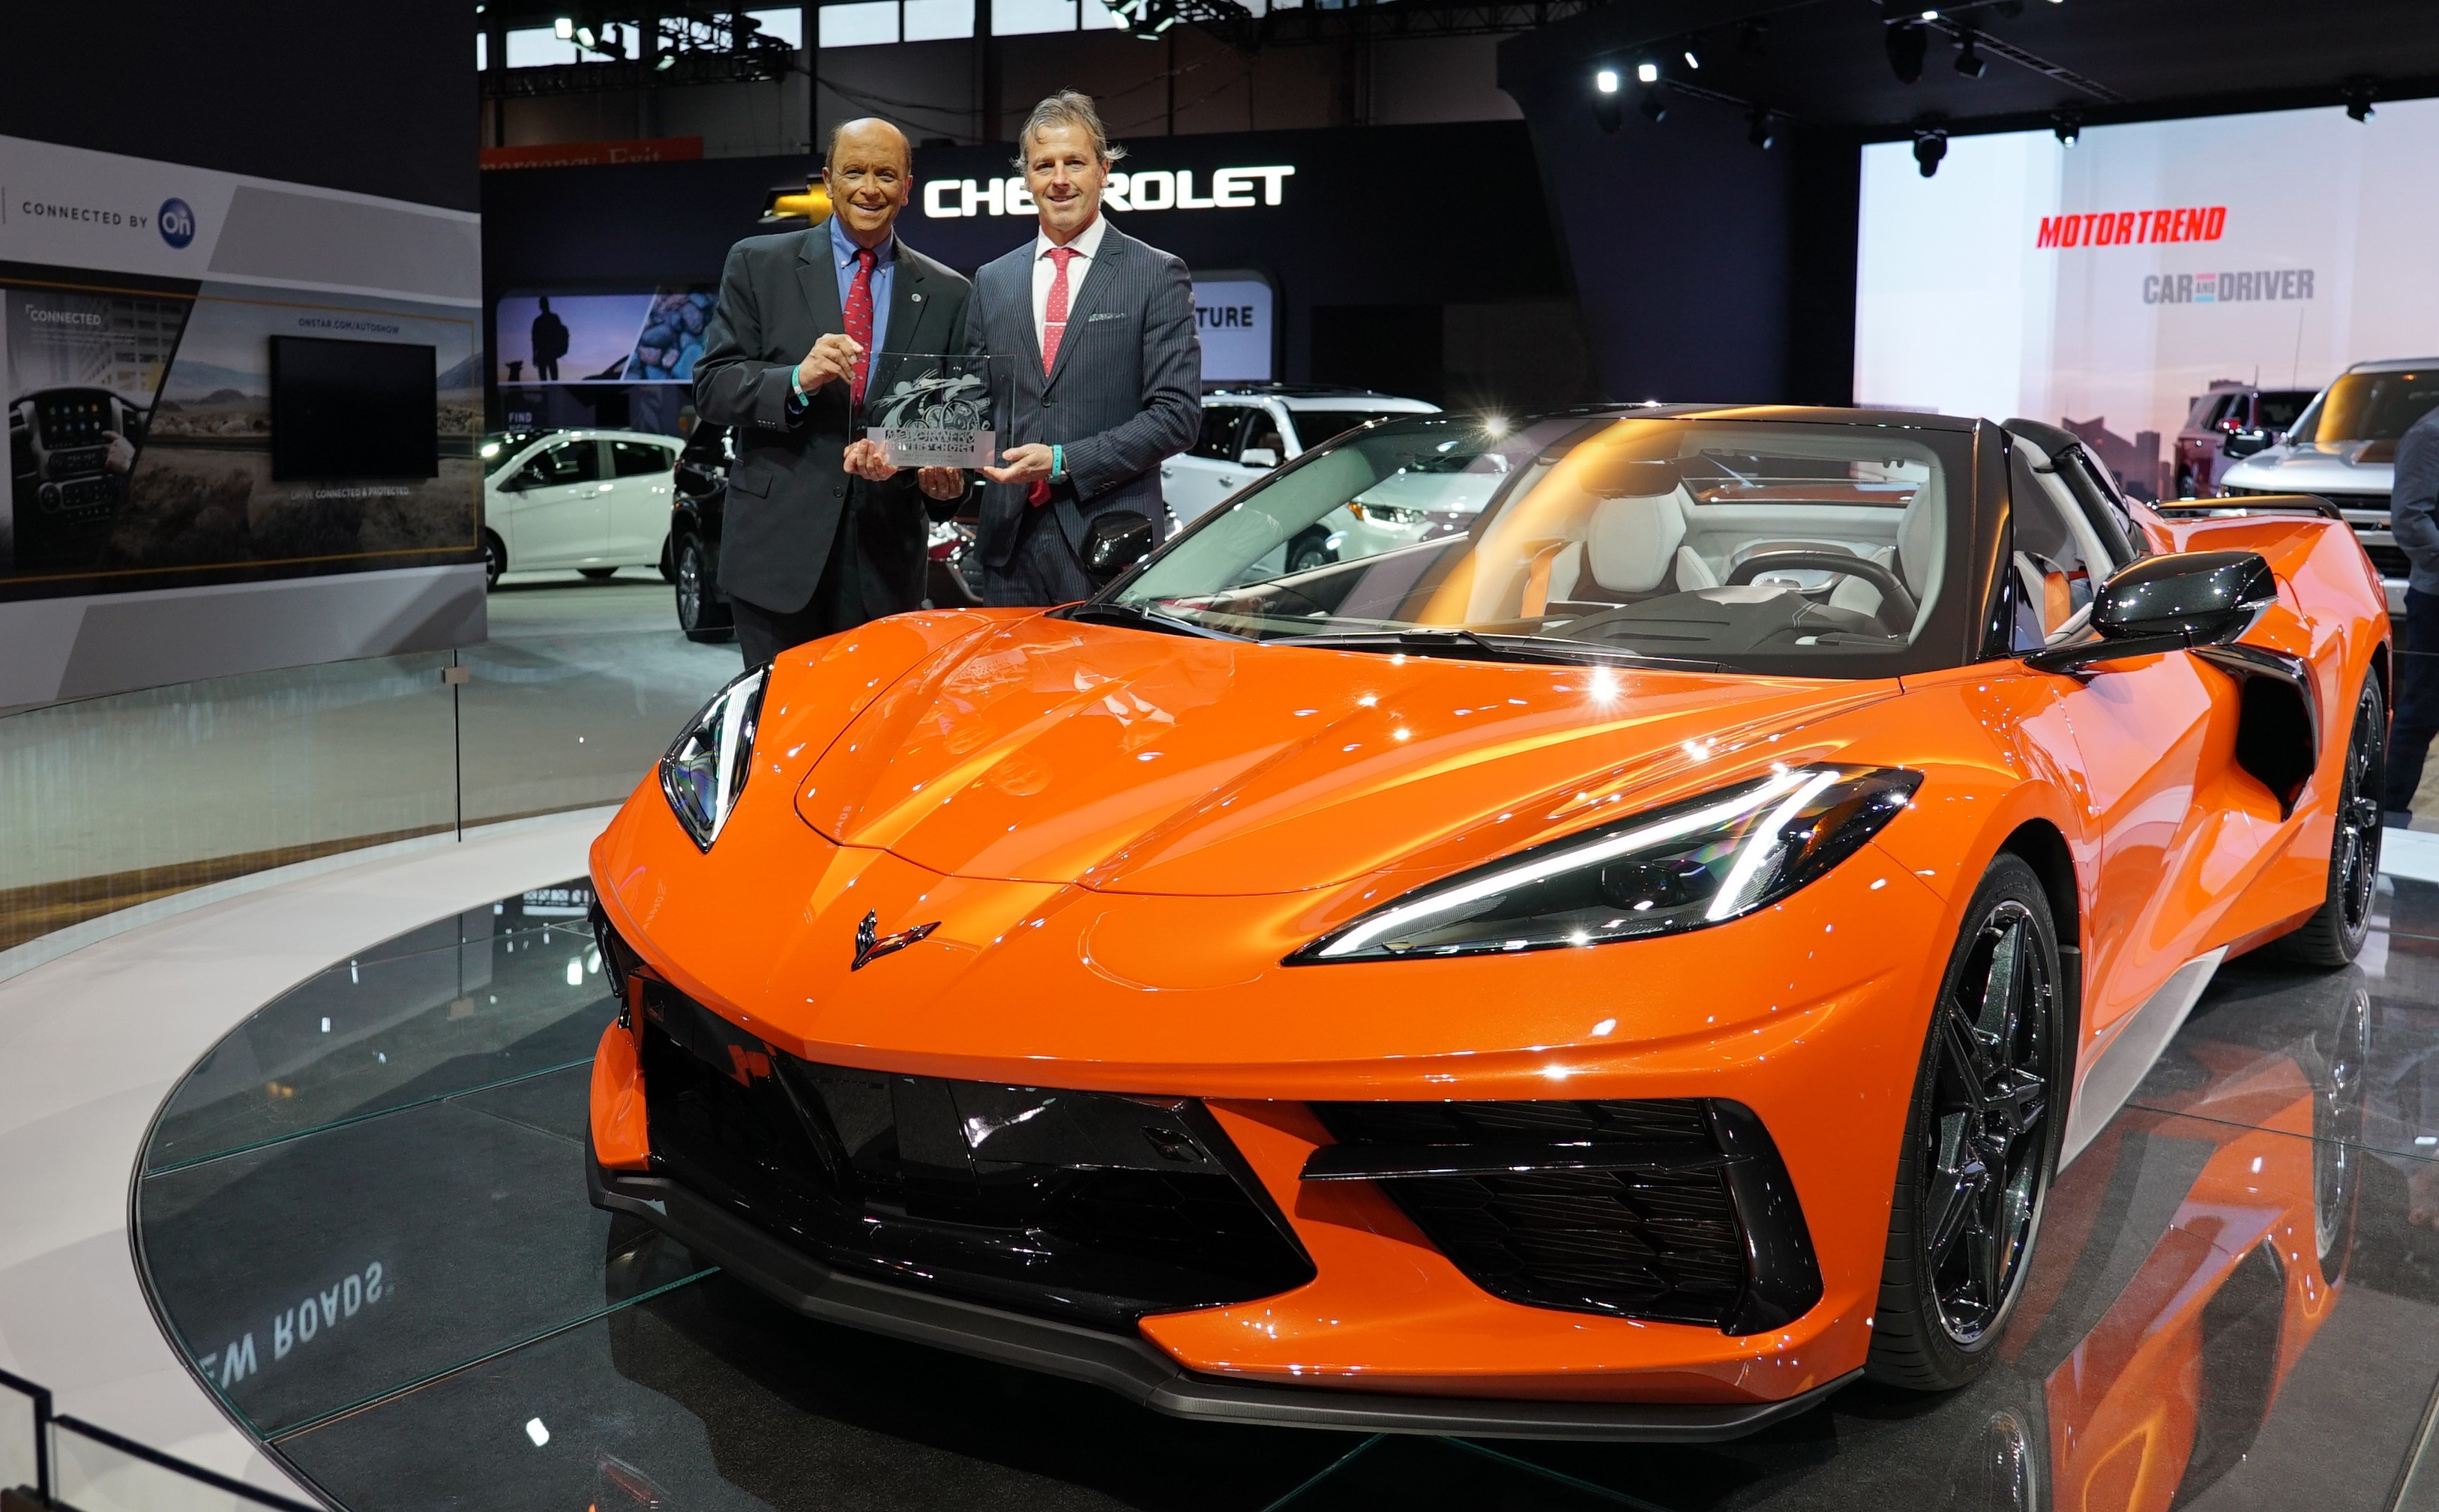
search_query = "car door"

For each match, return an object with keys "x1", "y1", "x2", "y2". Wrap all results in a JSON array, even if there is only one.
[
  {"x1": 506, "y1": 436, "x2": 610, "y2": 569},
  {"x1": 2004, "y1": 431, "x2": 2267, "y2": 1092},
  {"x1": 605, "y1": 437, "x2": 677, "y2": 565},
  {"x1": 1164, "y1": 403, "x2": 1251, "y2": 529}
]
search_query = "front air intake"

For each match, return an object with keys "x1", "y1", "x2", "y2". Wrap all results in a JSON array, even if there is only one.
[{"x1": 1303, "y1": 1097, "x2": 1821, "y2": 1335}]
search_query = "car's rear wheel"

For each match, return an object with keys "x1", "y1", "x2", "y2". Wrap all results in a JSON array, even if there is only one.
[
  {"x1": 482, "y1": 530, "x2": 505, "y2": 591},
  {"x1": 675, "y1": 534, "x2": 733, "y2": 643},
  {"x1": 1868, "y1": 853, "x2": 2063, "y2": 1391},
  {"x1": 2270, "y1": 673, "x2": 2384, "y2": 966}
]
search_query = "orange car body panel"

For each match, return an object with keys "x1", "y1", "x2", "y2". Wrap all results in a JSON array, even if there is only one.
[{"x1": 588, "y1": 499, "x2": 2386, "y2": 1404}]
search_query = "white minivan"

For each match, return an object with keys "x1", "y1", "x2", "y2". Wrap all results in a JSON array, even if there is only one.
[
  {"x1": 480, "y1": 428, "x2": 680, "y2": 588},
  {"x1": 1161, "y1": 386, "x2": 1439, "y2": 531}
]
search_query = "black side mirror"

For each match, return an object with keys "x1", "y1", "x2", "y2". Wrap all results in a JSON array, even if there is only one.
[
  {"x1": 2027, "y1": 549, "x2": 2276, "y2": 676},
  {"x1": 1083, "y1": 510, "x2": 1157, "y2": 584}
]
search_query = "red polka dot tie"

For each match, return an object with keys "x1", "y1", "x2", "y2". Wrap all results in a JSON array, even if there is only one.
[
  {"x1": 1030, "y1": 246, "x2": 1080, "y2": 506},
  {"x1": 843, "y1": 246, "x2": 876, "y2": 409}
]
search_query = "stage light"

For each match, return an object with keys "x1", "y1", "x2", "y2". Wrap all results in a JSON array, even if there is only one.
[
  {"x1": 1682, "y1": 42, "x2": 1701, "y2": 70},
  {"x1": 575, "y1": 24, "x2": 595, "y2": 47},
  {"x1": 1635, "y1": 60, "x2": 1659, "y2": 84},
  {"x1": 2052, "y1": 110, "x2": 2081, "y2": 146},
  {"x1": 1886, "y1": 21, "x2": 1927, "y2": 84},
  {"x1": 553, "y1": 16, "x2": 573, "y2": 38},
  {"x1": 1746, "y1": 109, "x2": 1777, "y2": 150},
  {"x1": 1594, "y1": 70, "x2": 1623, "y2": 132},
  {"x1": 1954, "y1": 31, "x2": 1985, "y2": 76},
  {"x1": 1913, "y1": 129, "x2": 1947, "y2": 178},
  {"x1": 1596, "y1": 68, "x2": 1620, "y2": 93},
  {"x1": 1639, "y1": 88, "x2": 1667, "y2": 124}
]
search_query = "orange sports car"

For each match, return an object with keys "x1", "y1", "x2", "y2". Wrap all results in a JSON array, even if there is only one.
[{"x1": 583, "y1": 406, "x2": 2389, "y2": 1439}]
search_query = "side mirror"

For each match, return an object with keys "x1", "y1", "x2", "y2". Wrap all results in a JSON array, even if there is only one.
[
  {"x1": 2027, "y1": 549, "x2": 2276, "y2": 676},
  {"x1": 2224, "y1": 429, "x2": 2271, "y2": 458},
  {"x1": 1238, "y1": 447, "x2": 1279, "y2": 469},
  {"x1": 1083, "y1": 510, "x2": 1158, "y2": 584}
]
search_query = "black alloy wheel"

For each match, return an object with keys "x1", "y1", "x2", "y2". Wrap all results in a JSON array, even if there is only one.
[
  {"x1": 2312, "y1": 975, "x2": 2371, "y2": 1275},
  {"x1": 1869, "y1": 854, "x2": 2063, "y2": 1389},
  {"x1": 675, "y1": 536, "x2": 733, "y2": 643},
  {"x1": 482, "y1": 530, "x2": 505, "y2": 591},
  {"x1": 2274, "y1": 675, "x2": 2384, "y2": 966}
]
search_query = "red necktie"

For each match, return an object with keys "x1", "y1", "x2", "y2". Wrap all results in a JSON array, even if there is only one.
[
  {"x1": 1030, "y1": 246, "x2": 1080, "y2": 507},
  {"x1": 843, "y1": 245, "x2": 876, "y2": 409}
]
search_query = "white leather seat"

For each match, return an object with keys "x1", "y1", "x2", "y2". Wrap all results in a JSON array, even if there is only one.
[
  {"x1": 1546, "y1": 492, "x2": 1715, "y2": 603},
  {"x1": 1829, "y1": 488, "x2": 1941, "y2": 621}
]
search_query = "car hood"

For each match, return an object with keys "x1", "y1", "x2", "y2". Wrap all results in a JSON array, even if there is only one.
[
  {"x1": 2224, "y1": 443, "x2": 2396, "y2": 494},
  {"x1": 794, "y1": 613, "x2": 1901, "y2": 896}
]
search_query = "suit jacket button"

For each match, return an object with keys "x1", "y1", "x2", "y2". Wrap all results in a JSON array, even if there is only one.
[{"x1": 832, "y1": 484, "x2": 843, "y2": 497}]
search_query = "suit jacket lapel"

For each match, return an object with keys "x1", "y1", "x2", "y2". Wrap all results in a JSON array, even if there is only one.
[
  {"x1": 884, "y1": 246, "x2": 924, "y2": 358},
  {"x1": 795, "y1": 223, "x2": 846, "y2": 351},
  {"x1": 1044, "y1": 225, "x2": 1125, "y2": 393},
  {"x1": 1007, "y1": 249, "x2": 1046, "y2": 383}
]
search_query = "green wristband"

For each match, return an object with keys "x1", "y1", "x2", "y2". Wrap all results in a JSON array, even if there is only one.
[{"x1": 1051, "y1": 444, "x2": 1065, "y2": 481}]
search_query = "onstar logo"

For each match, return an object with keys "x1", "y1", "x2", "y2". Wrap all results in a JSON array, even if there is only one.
[
  {"x1": 924, "y1": 166, "x2": 1294, "y2": 218},
  {"x1": 157, "y1": 197, "x2": 196, "y2": 249}
]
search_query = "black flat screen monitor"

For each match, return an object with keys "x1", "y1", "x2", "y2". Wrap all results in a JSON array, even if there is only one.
[{"x1": 269, "y1": 336, "x2": 438, "y2": 481}]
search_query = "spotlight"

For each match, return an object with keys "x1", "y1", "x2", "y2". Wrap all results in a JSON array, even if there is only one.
[
  {"x1": 1682, "y1": 40, "x2": 1702, "y2": 70},
  {"x1": 1639, "y1": 88, "x2": 1667, "y2": 124},
  {"x1": 2052, "y1": 110, "x2": 2081, "y2": 146},
  {"x1": 1953, "y1": 31, "x2": 1985, "y2": 77},
  {"x1": 1594, "y1": 70, "x2": 1622, "y2": 132},
  {"x1": 1746, "y1": 109, "x2": 1778, "y2": 150},
  {"x1": 553, "y1": 16, "x2": 573, "y2": 38},
  {"x1": 1635, "y1": 60, "x2": 1659, "y2": 84},
  {"x1": 2344, "y1": 77, "x2": 2378, "y2": 122},
  {"x1": 1886, "y1": 21, "x2": 1928, "y2": 84},
  {"x1": 575, "y1": 24, "x2": 595, "y2": 47},
  {"x1": 1913, "y1": 128, "x2": 1948, "y2": 178},
  {"x1": 1595, "y1": 67, "x2": 1620, "y2": 93}
]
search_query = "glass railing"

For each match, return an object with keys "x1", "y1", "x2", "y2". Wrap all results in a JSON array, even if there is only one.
[
  {"x1": 0, "y1": 604, "x2": 743, "y2": 958},
  {"x1": 7, "y1": 1364, "x2": 328, "y2": 1512}
]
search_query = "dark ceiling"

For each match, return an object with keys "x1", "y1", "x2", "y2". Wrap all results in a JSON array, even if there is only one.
[{"x1": 1500, "y1": 0, "x2": 2439, "y2": 136}]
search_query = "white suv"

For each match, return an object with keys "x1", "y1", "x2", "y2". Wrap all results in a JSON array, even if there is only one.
[
  {"x1": 2220, "y1": 358, "x2": 2439, "y2": 615},
  {"x1": 479, "y1": 427, "x2": 681, "y2": 588},
  {"x1": 1161, "y1": 387, "x2": 1439, "y2": 530}
]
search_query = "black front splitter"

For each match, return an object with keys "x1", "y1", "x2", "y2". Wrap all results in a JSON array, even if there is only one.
[{"x1": 587, "y1": 1151, "x2": 1857, "y2": 1442}]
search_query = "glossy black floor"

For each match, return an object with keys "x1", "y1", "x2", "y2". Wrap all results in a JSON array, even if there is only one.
[{"x1": 130, "y1": 876, "x2": 2439, "y2": 1511}]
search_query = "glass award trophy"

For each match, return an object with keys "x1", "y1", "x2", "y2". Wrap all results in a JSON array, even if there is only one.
[{"x1": 864, "y1": 353, "x2": 996, "y2": 467}]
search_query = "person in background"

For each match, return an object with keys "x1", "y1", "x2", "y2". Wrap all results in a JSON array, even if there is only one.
[
  {"x1": 692, "y1": 117, "x2": 972, "y2": 666},
  {"x1": 2387, "y1": 401, "x2": 2439, "y2": 825},
  {"x1": 966, "y1": 90, "x2": 1200, "y2": 605}
]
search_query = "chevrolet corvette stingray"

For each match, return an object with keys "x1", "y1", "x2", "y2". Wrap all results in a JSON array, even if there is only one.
[{"x1": 584, "y1": 406, "x2": 2388, "y2": 1439}]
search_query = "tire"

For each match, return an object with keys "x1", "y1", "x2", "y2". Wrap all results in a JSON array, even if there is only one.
[
  {"x1": 579, "y1": 566, "x2": 619, "y2": 580},
  {"x1": 657, "y1": 532, "x2": 676, "y2": 582},
  {"x1": 1287, "y1": 528, "x2": 1334, "y2": 575},
  {"x1": 482, "y1": 531, "x2": 506, "y2": 591},
  {"x1": 1868, "y1": 853, "x2": 2064, "y2": 1391},
  {"x1": 2269, "y1": 673, "x2": 2384, "y2": 966},
  {"x1": 675, "y1": 535, "x2": 734, "y2": 644}
]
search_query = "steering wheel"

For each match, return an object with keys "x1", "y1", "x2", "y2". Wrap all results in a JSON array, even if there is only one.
[{"x1": 1725, "y1": 550, "x2": 1917, "y2": 632}]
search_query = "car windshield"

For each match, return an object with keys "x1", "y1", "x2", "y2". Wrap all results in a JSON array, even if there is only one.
[
  {"x1": 1293, "y1": 409, "x2": 1412, "y2": 448},
  {"x1": 2289, "y1": 370, "x2": 2439, "y2": 445},
  {"x1": 1106, "y1": 413, "x2": 1970, "y2": 678},
  {"x1": 478, "y1": 429, "x2": 547, "y2": 473}
]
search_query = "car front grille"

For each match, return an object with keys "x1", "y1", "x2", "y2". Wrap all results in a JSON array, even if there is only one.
[
  {"x1": 634, "y1": 978, "x2": 1314, "y2": 1330},
  {"x1": 1306, "y1": 1098, "x2": 1821, "y2": 1336}
]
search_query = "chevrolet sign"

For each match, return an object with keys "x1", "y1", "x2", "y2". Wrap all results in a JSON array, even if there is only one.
[{"x1": 923, "y1": 166, "x2": 1294, "y2": 217}]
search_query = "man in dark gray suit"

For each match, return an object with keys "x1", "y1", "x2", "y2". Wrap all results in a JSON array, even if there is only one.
[
  {"x1": 968, "y1": 91, "x2": 1201, "y2": 605},
  {"x1": 694, "y1": 118, "x2": 972, "y2": 664}
]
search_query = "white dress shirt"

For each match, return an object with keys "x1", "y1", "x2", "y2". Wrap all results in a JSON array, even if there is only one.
[{"x1": 1030, "y1": 211, "x2": 1110, "y2": 357}]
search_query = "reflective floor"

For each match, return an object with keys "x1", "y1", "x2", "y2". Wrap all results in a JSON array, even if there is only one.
[{"x1": 132, "y1": 876, "x2": 2439, "y2": 1511}]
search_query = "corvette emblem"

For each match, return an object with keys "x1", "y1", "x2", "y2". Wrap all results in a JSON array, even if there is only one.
[{"x1": 852, "y1": 909, "x2": 939, "y2": 971}]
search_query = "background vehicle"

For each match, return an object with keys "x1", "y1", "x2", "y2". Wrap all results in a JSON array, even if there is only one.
[
  {"x1": 480, "y1": 427, "x2": 681, "y2": 589},
  {"x1": 667, "y1": 422, "x2": 983, "y2": 645},
  {"x1": 2222, "y1": 358, "x2": 2439, "y2": 614},
  {"x1": 1161, "y1": 384, "x2": 1438, "y2": 531},
  {"x1": 2173, "y1": 382, "x2": 2315, "y2": 499}
]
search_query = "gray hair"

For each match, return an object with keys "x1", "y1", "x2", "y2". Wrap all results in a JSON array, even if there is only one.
[{"x1": 1014, "y1": 90, "x2": 1128, "y2": 169}]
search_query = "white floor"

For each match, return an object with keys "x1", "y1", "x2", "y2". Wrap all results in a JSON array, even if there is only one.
[{"x1": 0, "y1": 807, "x2": 614, "y2": 1499}]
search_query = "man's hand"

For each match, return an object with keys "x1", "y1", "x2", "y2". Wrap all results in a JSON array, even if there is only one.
[
  {"x1": 980, "y1": 443, "x2": 1055, "y2": 492},
  {"x1": 918, "y1": 466, "x2": 966, "y2": 502},
  {"x1": 100, "y1": 430, "x2": 135, "y2": 477},
  {"x1": 841, "y1": 437, "x2": 895, "y2": 481},
  {"x1": 795, "y1": 332, "x2": 861, "y2": 394}
]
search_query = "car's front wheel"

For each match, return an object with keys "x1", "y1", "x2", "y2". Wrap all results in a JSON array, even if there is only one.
[
  {"x1": 675, "y1": 534, "x2": 733, "y2": 643},
  {"x1": 482, "y1": 530, "x2": 505, "y2": 591},
  {"x1": 1868, "y1": 852, "x2": 2063, "y2": 1391}
]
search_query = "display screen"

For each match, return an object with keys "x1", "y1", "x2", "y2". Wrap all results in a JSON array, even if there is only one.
[
  {"x1": 495, "y1": 288, "x2": 717, "y2": 385},
  {"x1": 1853, "y1": 97, "x2": 2439, "y2": 499},
  {"x1": 269, "y1": 337, "x2": 439, "y2": 481}
]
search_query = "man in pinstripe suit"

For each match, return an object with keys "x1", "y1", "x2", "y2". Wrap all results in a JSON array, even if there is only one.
[{"x1": 967, "y1": 91, "x2": 1202, "y2": 606}]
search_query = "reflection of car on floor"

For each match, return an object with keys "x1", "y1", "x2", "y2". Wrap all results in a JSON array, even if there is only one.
[
  {"x1": 479, "y1": 427, "x2": 680, "y2": 589},
  {"x1": 2173, "y1": 382, "x2": 2315, "y2": 499},
  {"x1": 585, "y1": 403, "x2": 2390, "y2": 1439},
  {"x1": 1163, "y1": 385, "x2": 1439, "y2": 533},
  {"x1": 2221, "y1": 358, "x2": 2439, "y2": 615}
]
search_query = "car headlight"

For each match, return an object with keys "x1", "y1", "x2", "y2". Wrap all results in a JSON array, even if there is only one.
[
  {"x1": 660, "y1": 665, "x2": 767, "y2": 851},
  {"x1": 1287, "y1": 765, "x2": 1919, "y2": 964},
  {"x1": 1350, "y1": 502, "x2": 1425, "y2": 526}
]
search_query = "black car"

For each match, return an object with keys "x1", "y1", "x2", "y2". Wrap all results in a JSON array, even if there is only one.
[{"x1": 667, "y1": 424, "x2": 984, "y2": 645}]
